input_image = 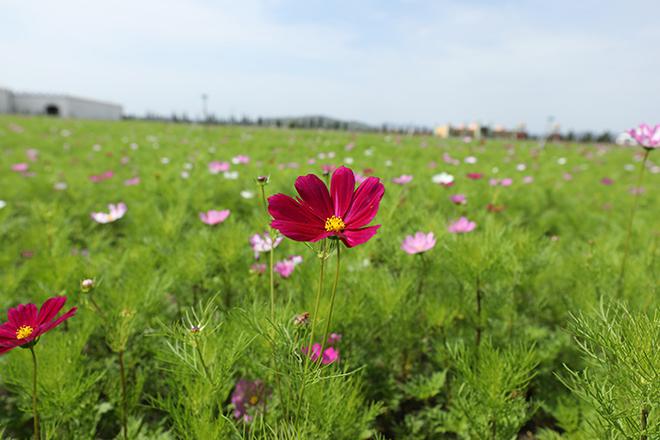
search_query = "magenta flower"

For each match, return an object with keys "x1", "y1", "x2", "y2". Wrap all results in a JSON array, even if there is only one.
[
  {"x1": 450, "y1": 194, "x2": 467, "y2": 205},
  {"x1": 231, "y1": 379, "x2": 268, "y2": 422},
  {"x1": 302, "y1": 343, "x2": 339, "y2": 365},
  {"x1": 274, "y1": 255, "x2": 303, "y2": 278},
  {"x1": 392, "y1": 174, "x2": 413, "y2": 185},
  {"x1": 327, "y1": 332, "x2": 342, "y2": 345},
  {"x1": 124, "y1": 176, "x2": 140, "y2": 186},
  {"x1": 447, "y1": 217, "x2": 476, "y2": 234},
  {"x1": 467, "y1": 173, "x2": 483, "y2": 180},
  {"x1": 199, "y1": 209, "x2": 230, "y2": 225},
  {"x1": 11, "y1": 163, "x2": 29, "y2": 172},
  {"x1": 401, "y1": 232, "x2": 436, "y2": 255},
  {"x1": 26, "y1": 149, "x2": 39, "y2": 162},
  {"x1": 208, "y1": 161, "x2": 230, "y2": 174},
  {"x1": 601, "y1": 177, "x2": 614, "y2": 185},
  {"x1": 268, "y1": 166, "x2": 385, "y2": 248},
  {"x1": 249, "y1": 232, "x2": 283, "y2": 259},
  {"x1": 628, "y1": 123, "x2": 660, "y2": 149},
  {"x1": 0, "y1": 296, "x2": 77, "y2": 354},
  {"x1": 91, "y1": 203, "x2": 127, "y2": 224}
]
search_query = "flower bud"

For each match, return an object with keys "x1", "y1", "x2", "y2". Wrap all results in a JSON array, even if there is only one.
[
  {"x1": 256, "y1": 175, "x2": 269, "y2": 185},
  {"x1": 293, "y1": 312, "x2": 310, "y2": 326},
  {"x1": 81, "y1": 278, "x2": 95, "y2": 293}
]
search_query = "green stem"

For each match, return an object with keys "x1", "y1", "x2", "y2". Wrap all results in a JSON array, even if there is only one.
[
  {"x1": 319, "y1": 244, "x2": 342, "y2": 363},
  {"x1": 30, "y1": 346, "x2": 39, "y2": 440},
  {"x1": 296, "y1": 239, "x2": 327, "y2": 415},
  {"x1": 269, "y1": 245, "x2": 275, "y2": 321},
  {"x1": 475, "y1": 275, "x2": 482, "y2": 349},
  {"x1": 118, "y1": 351, "x2": 128, "y2": 440},
  {"x1": 195, "y1": 344, "x2": 212, "y2": 384},
  {"x1": 618, "y1": 149, "x2": 650, "y2": 295},
  {"x1": 640, "y1": 404, "x2": 649, "y2": 440}
]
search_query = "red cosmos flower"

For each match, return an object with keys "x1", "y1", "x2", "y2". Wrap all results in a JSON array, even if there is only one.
[
  {"x1": 0, "y1": 296, "x2": 77, "y2": 354},
  {"x1": 268, "y1": 166, "x2": 385, "y2": 247}
]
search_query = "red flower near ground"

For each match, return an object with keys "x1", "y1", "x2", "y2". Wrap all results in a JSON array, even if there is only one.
[
  {"x1": 268, "y1": 166, "x2": 385, "y2": 247},
  {"x1": 0, "y1": 296, "x2": 77, "y2": 354}
]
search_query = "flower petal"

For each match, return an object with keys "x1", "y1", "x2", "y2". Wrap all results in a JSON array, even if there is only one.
[
  {"x1": 36, "y1": 307, "x2": 77, "y2": 337},
  {"x1": 9, "y1": 303, "x2": 38, "y2": 327},
  {"x1": 37, "y1": 296, "x2": 66, "y2": 325},
  {"x1": 343, "y1": 177, "x2": 385, "y2": 228},
  {"x1": 294, "y1": 174, "x2": 333, "y2": 220},
  {"x1": 268, "y1": 194, "x2": 327, "y2": 242},
  {"x1": 330, "y1": 166, "x2": 355, "y2": 217},
  {"x1": 340, "y1": 225, "x2": 381, "y2": 248}
]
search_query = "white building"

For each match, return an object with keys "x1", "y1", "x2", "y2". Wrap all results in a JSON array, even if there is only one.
[{"x1": 0, "y1": 87, "x2": 122, "y2": 120}]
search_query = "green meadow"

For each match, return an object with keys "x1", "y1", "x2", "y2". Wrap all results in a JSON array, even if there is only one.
[{"x1": 0, "y1": 115, "x2": 657, "y2": 439}]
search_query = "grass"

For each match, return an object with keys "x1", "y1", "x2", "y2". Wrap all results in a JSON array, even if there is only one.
[{"x1": 0, "y1": 115, "x2": 657, "y2": 439}]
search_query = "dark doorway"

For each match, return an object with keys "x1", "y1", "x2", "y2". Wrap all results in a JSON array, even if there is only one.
[{"x1": 45, "y1": 104, "x2": 59, "y2": 116}]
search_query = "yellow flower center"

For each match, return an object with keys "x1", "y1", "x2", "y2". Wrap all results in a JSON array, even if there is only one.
[
  {"x1": 16, "y1": 325, "x2": 34, "y2": 340},
  {"x1": 249, "y1": 396, "x2": 259, "y2": 405},
  {"x1": 324, "y1": 215, "x2": 345, "y2": 232}
]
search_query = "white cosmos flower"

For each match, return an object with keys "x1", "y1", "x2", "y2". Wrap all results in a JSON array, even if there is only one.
[
  {"x1": 224, "y1": 171, "x2": 239, "y2": 180},
  {"x1": 432, "y1": 172, "x2": 454, "y2": 185},
  {"x1": 0, "y1": 200, "x2": 6, "y2": 209},
  {"x1": 240, "y1": 190, "x2": 255, "y2": 199}
]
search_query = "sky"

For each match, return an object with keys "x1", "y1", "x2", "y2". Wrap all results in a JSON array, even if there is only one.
[{"x1": 1, "y1": 0, "x2": 659, "y2": 134}]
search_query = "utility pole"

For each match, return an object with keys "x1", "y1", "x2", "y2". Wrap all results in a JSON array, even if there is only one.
[{"x1": 201, "y1": 93, "x2": 208, "y2": 123}]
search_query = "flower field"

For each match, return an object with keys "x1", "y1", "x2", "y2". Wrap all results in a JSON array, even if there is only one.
[{"x1": 0, "y1": 115, "x2": 658, "y2": 439}]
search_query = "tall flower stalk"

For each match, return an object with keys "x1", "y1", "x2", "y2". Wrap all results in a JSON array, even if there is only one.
[
  {"x1": 618, "y1": 147, "x2": 652, "y2": 294},
  {"x1": 318, "y1": 243, "x2": 341, "y2": 363},
  {"x1": 30, "y1": 346, "x2": 39, "y2": 440},
  {"x1": 257, "y1": 176, "x2": 276, "y2": 321}
]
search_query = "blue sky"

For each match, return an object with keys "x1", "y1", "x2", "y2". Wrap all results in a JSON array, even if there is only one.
[{"x1": 1, "y1": 0, "x2": 659, "y2": 133}]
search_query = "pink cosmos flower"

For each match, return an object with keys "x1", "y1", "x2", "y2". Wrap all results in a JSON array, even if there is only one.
[
  {"x1": 232, "y1": 155, "x2": 250, "y2": 164},
  {"x1": 11, "y1": 163, "x2": 28, "y2": 172},
  {"x1": 522, "y1": 176, "x2": 534, "y2": 184},
  {"x1": 208, "y1": 161, "x2": 230, "y2": 174},
  {"x1": 250, "y1": 263, "x2": 267, "y2": 274},
  {"x1": 600, "y1": 177, "x2": 614, "y2": 185},
  {"x1": 249, "y1": 232, "x2": 283, "y2": 259},
  {"x1": 327, "y1": 333, "x2": 342, "y2": 345},
  {"x1": 467, "y1": 173, "x2": 483, "y2": 180},
  {"x1": 450, "y1": 194, "x2": 467, "y2": 205},
  {"x1": 490, "y1": 178, "x2": 512, "y2": 187},
  {"x1": 26, "y1": 149, "x2": 39, "y2": 162},
  {"x1": 302, "y1": 343, "x2": 339, "y2": 365},
  {"x1": 447, "y1": 217, "x2": 476, "y2": 234},
  {"x1": 124, "y1": 176, "x2": 140, "y2": 186},
  {"x1": 392, "y1": 174, "x2": 413, "y2": 185},
  {"x1": 268, "y1": 166, "x2": 385, "y2": 248},
  {"x1": 628, "y1": 123, "x2": 660, "y2": 149},
  {"x1": 199, "y1": 209, "x2": 230, "y2": 225},
  {"x1": 89, "y1": 170, "x2": 114, "y2": 183},
  {"x1": 231, "y1": 379, "x2": 268, "y2": 422},
  {"x1": 401, "y1": 232, "x2": 436, "y2": 254},
  {"x1": 91, "y1": 203, "x2": 127, "y2": 224},
  {"x1": 353, "y1": 172, "x2": 368, "y2": 185},
  {"x1": 274, "y1": 255, "x2": 303, "y2": 278}
]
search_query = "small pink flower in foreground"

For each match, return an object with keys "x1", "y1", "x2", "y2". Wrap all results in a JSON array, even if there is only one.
[
  {"x1": 628, "y1": 123, "x2": 660, "y2": 149},
  {"x1": 0, "y1": 296, "x2": 77, "y2": 354},
  {"x1": 124, "y1": 176, "x2": 140, "y2": 186},
  {"x1": 208, "y1": 161, "x2": 230, "y2": 174},
  {"x1": 11, "y1": 163, "x2": 29, "y2": 172},
  {"x1": 231, "y1": 379, "x2": 268, "y2": 422},
  {"x1": 401, "y1": 232, "x2": 436, "y2": 255},
  {"x1": 447, "y1": 217, "x2": 476, "y2": 234},
  {"x1": 268, "y1": 166, "x2": 385, "y2": 248},
  {"x1": 450, "y1": 194, "x2": 467, "y2": 205},
  {"x1": 249, "y1": 232, "x2": 283, "y2": 259},
  {"x1": 302, "y1": 343, "x2": 339, "y2": 365},
  {"x1": 232, "y1": 155, "x2": 250, "y2": 164},
  {"x1": 91, "y1": 203, "x2": 127, "y2": 224},
  {"x1": 274, "y1": 255, "x2": 303, "y2": 278},
  {"x1": 392, "y1": 174, "x2": 413, "y2": 185},
  {"x1": 199, "y1": 209, "x2": 230, "y2": 225}
]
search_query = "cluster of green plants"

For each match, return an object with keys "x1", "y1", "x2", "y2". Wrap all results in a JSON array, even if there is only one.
[{"x1": 0, "y1": 115, "x2": 657, "y2": 439}]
